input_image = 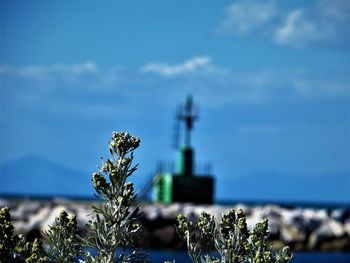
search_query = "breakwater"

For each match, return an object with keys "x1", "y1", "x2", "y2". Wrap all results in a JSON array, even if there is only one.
[{"x1": 1, "y1": 198, "x2": 349, "y2": 252}]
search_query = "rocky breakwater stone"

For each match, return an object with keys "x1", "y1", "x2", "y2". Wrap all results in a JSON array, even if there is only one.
[
  {"x1": 39, "y1": 205, "x2": 89, "y2": 233},
  {"x1": 280, "y1": 209, "x2": 307, "y2": 244},
  {"x1": 13, "y1": 205, "x2": 52, "y2": 240},
  {"x1": 345, "y1": 219, "x2": 350, "y2": 236},
  {"x1": 308, "y1": 219, "x2": 349, "y2": 251},
  {"x1": 280, "y1": 208, "x2": 329, "y2": 248},
  {"x1": 301, "y1": 208, "x2": 326, "y2": 233},
  {"x1": 11, "y1": 200, "x2": 42, "y2": 223},
  {"x1": 139, "y1": 204, "x2": 179, "y2": 249},
  {"x1": 246, "y1": 205, "x2": 282, "y2": 239},
  {"x1": 158, "y1": 203, "x2": 183, "y2": 219},
  {"x1": 3, "y1": 199, "x2": 350, "y2": 251},
  {"x1": 331, "y1": 208, "x2": 350, "y2": 223},
  {"x1": 7, "y1": 199, "x2": 92, "y2": 241},
  {"x1": 0, "y1": 198, "x2": 10, "y2": 208}
]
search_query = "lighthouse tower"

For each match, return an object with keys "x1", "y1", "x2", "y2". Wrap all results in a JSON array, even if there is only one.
[{"x1": 152, "y1": 95, "x2": 214, "y2": 204}]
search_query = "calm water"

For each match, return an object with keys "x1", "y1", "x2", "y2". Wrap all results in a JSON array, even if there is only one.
[{"x1": 147, "y1": 250, "x2": 350, "y2": 263}]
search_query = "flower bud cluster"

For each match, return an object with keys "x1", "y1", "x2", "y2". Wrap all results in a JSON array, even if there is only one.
[
  {"x1": 197, "y1": 212, "x2": 214, "y2": 236},
  {"x1": 220, "y1": 209, "x2": 236, "y2": 239},
  {"x1": 251, "y1": 218, "x2": 269, "y2": 243},
  {"x1": 110, "y1": 132, "x2": 140, "y2": 156},
  {"x1": 117, "y1": 157, "x2": 131, "y2": 169},
  {"x1": 123, "y1": 182, "x2": 134, "y2": 199},
  {"x1": 116, "y1": 183, "x2": 135, "y2": 207},
  {"x1": 102, "y1": 159, "x2": 114, "y2": 173},
  {"x1": 56, "y1": 210, "x2": 78, "y2": 234},
  {"x1": 176, "y1": 214, "x2": 191, "y2": 239},
  {"x1": 276, "y1": 247, "x2": 292, "y2": 262},
  {"x1": 129, "y1": 223, "x2": 141, "y2": 234},
  {"x1": 92, "y1": 172, "x2": 110, "y2": 194},
  {"x1": 0, "y1": 207, "x2": 16, "y2": 260},
  {"x1": 236, "y1": 208, "x2": 248, "y2": 237},
  {"x1": 255, "y1": 251, "x2": 273, "y2": 263},
  {"x1": 109, "y1": 167, "x2": 121, "y2": 186},
  {"x1": 26, "y1": 239, "x2": 48, "y2": 263},
  {"x1": 57, "y1": 210, "x2": 69, "y2": 225},
  {"x1": 0, "y1": 207, "x2": 13, "y2": 237}
]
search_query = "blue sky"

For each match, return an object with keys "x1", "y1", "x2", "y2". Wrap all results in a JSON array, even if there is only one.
[{"x1": 1, "y1": 0, "x2": 349, "y2": 202}]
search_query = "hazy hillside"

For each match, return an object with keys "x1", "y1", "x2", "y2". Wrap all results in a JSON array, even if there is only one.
[
  {"x1": 0, "y1": 155, "x2": 93, "y2": 198},
  {"x1": 1, "y1": 155, "x2": 349, "y2": 204}
]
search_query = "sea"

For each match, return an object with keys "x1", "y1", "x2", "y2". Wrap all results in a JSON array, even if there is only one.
[
  {"x1": 77, "y1": 249, "x2": 350, "y2": 263},
  {"x1": 146, "y1": 250, "x2": 350, "y2": 263}
]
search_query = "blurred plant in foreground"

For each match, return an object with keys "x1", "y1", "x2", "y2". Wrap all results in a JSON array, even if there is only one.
[{"x1": 176, "y1": 209, "x2": 292, "y2": 263}]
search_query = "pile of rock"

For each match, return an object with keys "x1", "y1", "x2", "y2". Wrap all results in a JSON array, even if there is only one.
[
  {"x1": 1, "y1": 198, "x2": 349, "y2": 251},
  {"x1": 140, "y1": 203, "x2": 350, "y2": 251}
]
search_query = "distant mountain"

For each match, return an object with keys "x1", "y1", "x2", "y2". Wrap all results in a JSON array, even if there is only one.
[
  {"x1": 1, "y1": 155, "x2": 349, "y2": 204},
  {"x1": 217, "y1": 171, "x2": 350, "y2": 203},
  {"x1": 0, "y1": 155, "x2": 93, "y2": 198}
]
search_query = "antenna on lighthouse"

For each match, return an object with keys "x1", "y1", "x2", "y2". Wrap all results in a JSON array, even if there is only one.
[{"x1": 177, "y1": 95, "x2": 199, "y2": 148}]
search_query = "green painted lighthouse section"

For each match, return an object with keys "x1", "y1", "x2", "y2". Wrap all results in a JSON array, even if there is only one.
[{"x1": 153, "y1": 174, "x2": 173, "y2": 204}]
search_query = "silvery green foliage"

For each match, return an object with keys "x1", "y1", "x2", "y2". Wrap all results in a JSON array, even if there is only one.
[
  {"x1": 80, "y1": 132, "x2": 148, "y2": 263},
  {"x1": 0, "y1": 207, "x2": 44, "y2": 263},
  {"x1": 0, "y1": 207, "x2": 20, "y2": 261},
  {"x1": 176, "y1": 209, "x2": 292, "y2": 263},
  {"x1": 45, "y1": 210, "x2": 81, "y2": 262},
  {"x1": 25, "y1": 239, "x2": 49, "y2": 263}
]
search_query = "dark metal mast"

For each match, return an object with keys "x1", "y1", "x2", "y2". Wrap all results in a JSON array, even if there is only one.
[
  {"x1": 175, "y1": 95, "x2": 199, "y2": 177},
  {"x1": 177, "y1": 95, "x2": 198, "y2": 148}
]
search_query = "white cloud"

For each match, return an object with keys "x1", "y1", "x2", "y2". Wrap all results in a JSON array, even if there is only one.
[
  {"x1": 52, "y1": 61, "x2": 98, "y2": 75},
  {"x1": 274, "y1": 10, "x2": 321, "y2": 47},
  {"x1": 219, "y1": 0, "x2": 350, "y2": 48},
  {"x1": 139, "y1": 64, "x2": 350, "y2": 108},
  {"x1": 1, "y1": 61, "x2": 349, "y2": 114},
  {"x1": 0, "y1": 61, "x2": 99, "y2": 80},
  {"x1": 141, "y1": 56, "x2": 226, "y2": 77},
  {"x1": 221, "y1": 0, "x2": 276, "y2": 35}
]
